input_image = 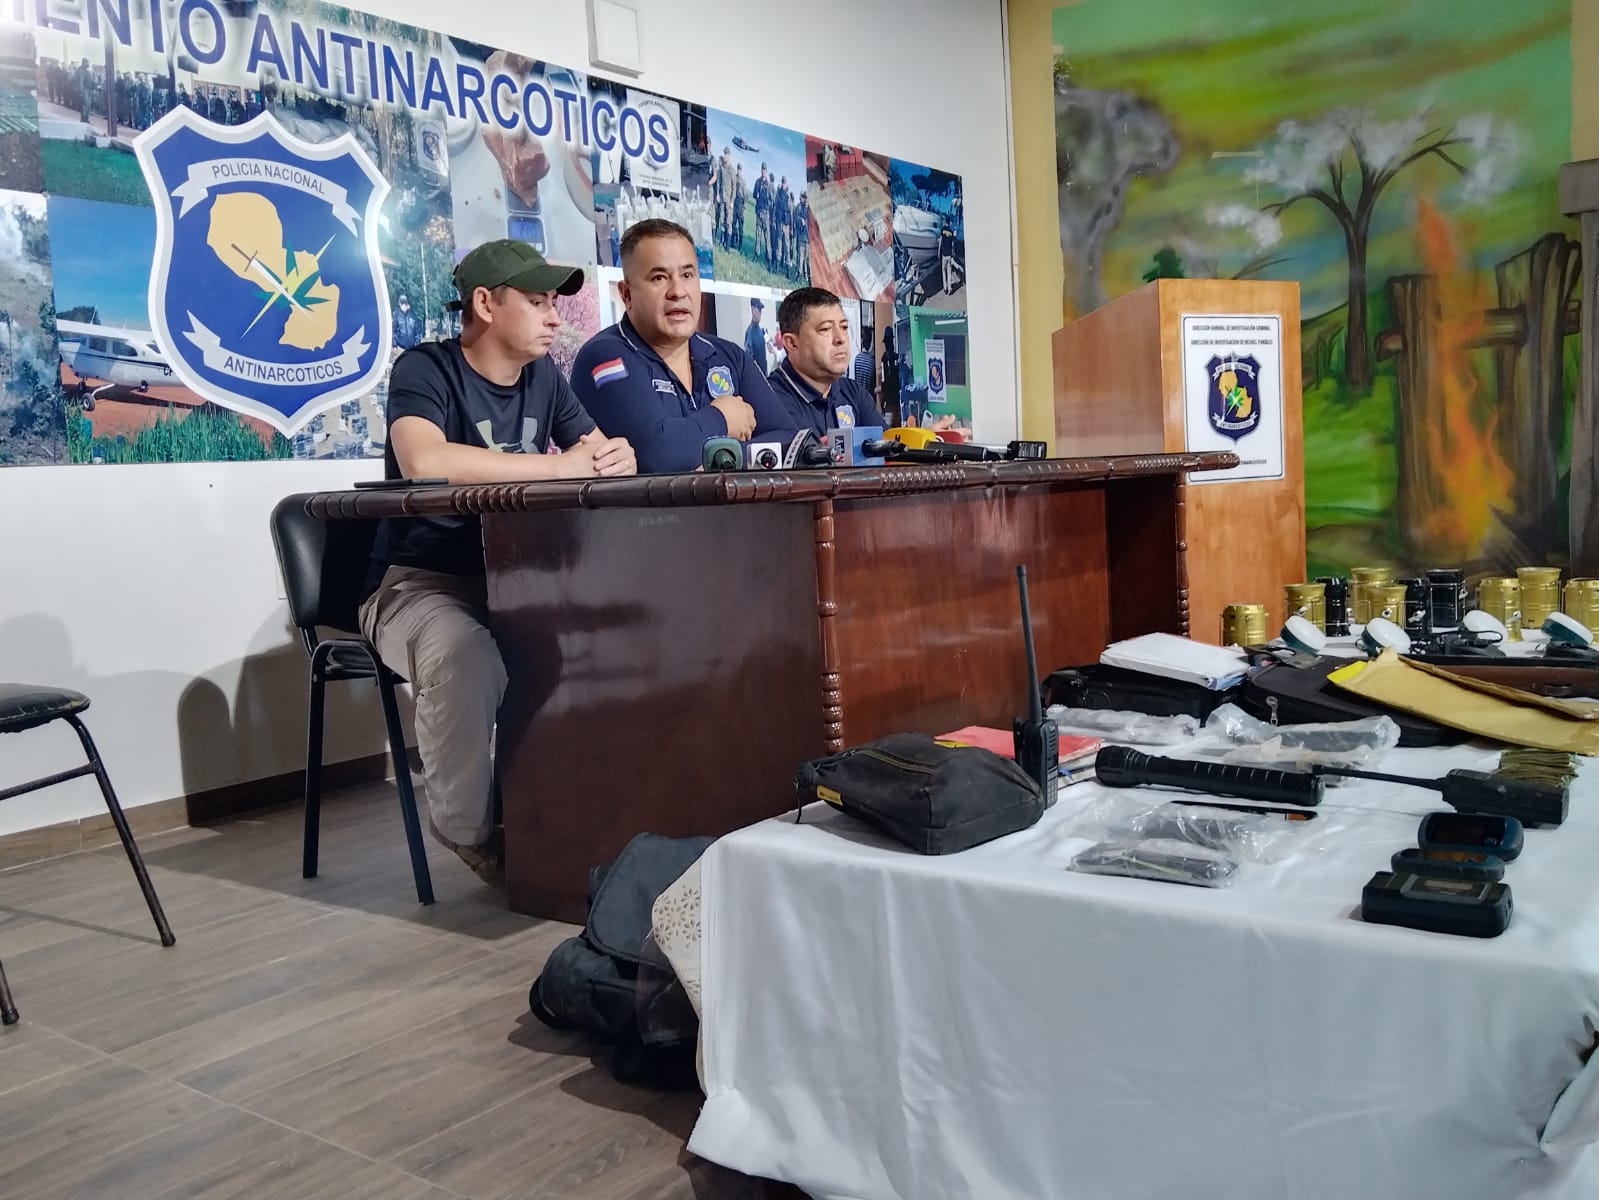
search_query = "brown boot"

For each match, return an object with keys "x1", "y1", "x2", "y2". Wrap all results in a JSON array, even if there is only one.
[{"x1": 427, "y1": 817, "x2": 505, "y2": 887}]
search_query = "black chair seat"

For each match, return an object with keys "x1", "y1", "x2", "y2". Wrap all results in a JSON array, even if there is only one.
[
  {"x1": 321, "y1": 639, "x2": 382, "y2": 681},
  {"x1": 0, "y1": 684, "x2": 91, "y2": 734},
  {"x1": 0, "y1": 683, "x2": 174, "y2": 1024}
]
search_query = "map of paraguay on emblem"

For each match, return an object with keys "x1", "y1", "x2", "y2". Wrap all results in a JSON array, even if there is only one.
[
  {"x1": 1206, "y1": 352, "x2": 1262, "y2": 442},
  {"x1": 134, "y1": 107, "x2": 392, "y2": 435}
]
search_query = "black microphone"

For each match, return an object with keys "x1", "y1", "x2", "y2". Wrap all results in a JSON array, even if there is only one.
[
  {"x1": 783, "y1": 429, "x2": 831, "y2": 468},
  {"x1": 1094, "y1": 746, "x2": 1324, "y2": 807}
]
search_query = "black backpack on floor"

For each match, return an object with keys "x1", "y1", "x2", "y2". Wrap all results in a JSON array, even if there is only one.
[{"x1": 528, "y1": 832, "x2": 714, "y2": 1090}]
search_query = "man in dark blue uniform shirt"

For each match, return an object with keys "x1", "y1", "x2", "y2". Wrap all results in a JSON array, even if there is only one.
[
  {"x1": 571, "y1": 219, "x2": 791, "y2": 473},
  {"x1": 743, "y1": 298, "x2": 767, "y2": 372},
  {"x1": 767, "y1": 287, "x2": 888, "y2": 436}
]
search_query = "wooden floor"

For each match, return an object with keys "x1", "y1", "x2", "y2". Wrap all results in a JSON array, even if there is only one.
[{"x1": 0, "y1": 783, "x2": 794, "y2": 1200}]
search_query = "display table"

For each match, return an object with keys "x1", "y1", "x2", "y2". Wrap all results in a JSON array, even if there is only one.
[
  {"x1": 687, "y1": 742, "x2": 1599, "y2": 1200},
  {"x1": 303, "y1": 451, "x2": 1232, "y2": 921}
]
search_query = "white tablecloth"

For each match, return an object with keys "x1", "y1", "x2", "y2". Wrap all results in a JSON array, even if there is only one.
[{"x1": 686, "y1": 743, "x2": 1599, "y2": 1200}]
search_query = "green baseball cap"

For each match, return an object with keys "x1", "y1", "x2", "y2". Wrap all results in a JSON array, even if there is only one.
[{"x1": 447, "y1": 239, "x2": 584, "y2": 310}]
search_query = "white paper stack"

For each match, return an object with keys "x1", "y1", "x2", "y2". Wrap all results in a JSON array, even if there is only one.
[{"x1": 1099, "y1": 633, "x2": 1250, "y2": 691}]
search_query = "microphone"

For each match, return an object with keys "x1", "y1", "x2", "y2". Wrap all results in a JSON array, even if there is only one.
[
  {"x1": 1094, "y1": 746, "x2": 1324, "y2": 807},
  {"x1": 702, "y1": 437, "x2": 742, "y2": 472},
  {"x1": 784, "y1": 429, "x2": 832, "y2": 468}
]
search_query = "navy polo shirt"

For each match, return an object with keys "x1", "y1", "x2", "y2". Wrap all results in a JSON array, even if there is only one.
[
  {"x1": 571, "y1": 316, "x2": 793, "y2": 473},
  {"x1": 767, "y1": 361, "x2": 889, "y2": 436}
]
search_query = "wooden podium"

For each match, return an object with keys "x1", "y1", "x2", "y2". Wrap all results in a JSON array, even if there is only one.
[
  {"x1": 1052, "y1": 279, "x2": 1306, "y2": 638},
  {"x1": 304, "y1": 451, "x2": 1231, "y2": 921}
]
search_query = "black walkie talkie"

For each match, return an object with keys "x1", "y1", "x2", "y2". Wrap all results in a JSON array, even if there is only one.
[{"x1": 1013, "y1": 565, "x2": 1059, "y2": 806}]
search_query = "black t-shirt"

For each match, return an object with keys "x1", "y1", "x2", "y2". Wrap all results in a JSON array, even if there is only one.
[{"x1": 366, "y1": 339, "x2": 596, "y2": 592}]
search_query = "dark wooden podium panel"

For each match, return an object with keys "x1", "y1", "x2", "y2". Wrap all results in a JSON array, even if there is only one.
[
  {"x1": 302, "y1": 451, "x2": 1229, "y2": 922},
  {"x1": 826, "y1": 474, "x2": 1182, "y2": 746},
  {"x1": 482, "y1": 504, "x2": 825, "y2": 921}
]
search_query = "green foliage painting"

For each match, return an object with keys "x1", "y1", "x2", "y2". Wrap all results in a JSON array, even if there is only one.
[{"x1": 1052, "y1": 0, "x2": 1575, "y2": 577}]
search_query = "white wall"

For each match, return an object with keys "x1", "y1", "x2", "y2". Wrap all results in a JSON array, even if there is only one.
[{"x1": 0, "y1": 0, "x2": 1016, "y2": 836}]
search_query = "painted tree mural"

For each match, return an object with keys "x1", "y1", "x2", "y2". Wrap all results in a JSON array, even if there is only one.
[{"x1": 1233, "y1": 108, "x2": 1517, "y2": 390}]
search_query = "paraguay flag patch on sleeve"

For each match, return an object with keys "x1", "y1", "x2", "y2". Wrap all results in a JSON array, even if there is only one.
[{"x1": 591, "y1": 357, "x2": 629, "y2": 387}]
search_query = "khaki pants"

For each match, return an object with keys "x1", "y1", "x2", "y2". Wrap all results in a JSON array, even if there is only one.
[{"x1": 358, "y1": 565, "x2": 507, "y2": 847}]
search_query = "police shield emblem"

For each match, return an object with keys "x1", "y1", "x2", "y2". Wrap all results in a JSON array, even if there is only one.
[
  {"x1": 134, "y1": 107, "x2": 391, "y2": 435},
  {"x1": 707, "y1": 365, "x2": 734, "y2": 397},
  {"x1": 1207, "y1": 353, "x2": 1262, "y2": 442}
]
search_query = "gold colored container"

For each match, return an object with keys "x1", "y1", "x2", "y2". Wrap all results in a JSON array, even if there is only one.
[
  {"x1": 1283, "y1": 582, "x2": 1326, "y2": 632},
  {"x1": 1516, "y1": 567, "x2": 1561, "y2": 630},
  {"x1": 1477, "y1": 576, "x2": 1522, "y2": 641},
  {"x1": 1564, "y1": 578, "x2": 1599, "y2": 633},
  {"x1": 1370, "y1": 583, "x2": 1409, "y2": 626},
  {"x1": 1349, "y1": 566, "x2": 1394, "y2": 625},
  {"x1": 1221, "y1": 603, "x2": 1267, "y2": 647}
]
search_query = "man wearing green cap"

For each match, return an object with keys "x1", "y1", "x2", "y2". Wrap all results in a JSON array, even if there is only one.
[{"x1": 359, "y1": 239, "x2": 635, "y2": 883}]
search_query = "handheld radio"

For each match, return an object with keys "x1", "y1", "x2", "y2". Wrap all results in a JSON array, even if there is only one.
[{"x1": 1013, "y1": 565, "x2": 1059, "y2": 804}]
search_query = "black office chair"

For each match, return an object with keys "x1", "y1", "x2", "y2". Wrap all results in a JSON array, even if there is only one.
[
  {"x1": 0, "y1": 684, "x2": 175, "y2": 1025},
  {"x1": 269, "y1": 495, "x2": 434, "y2": 905}
]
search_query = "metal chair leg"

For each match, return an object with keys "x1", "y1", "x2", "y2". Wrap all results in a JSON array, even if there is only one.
[
  {"x1": 0, "y1": 955, "x2": 18, "y2": 1025},
  {"x1": 66, "y1": 715, "x2": 175, "y2": 948},
  {"x1": 376, "y1": 666, "x2": 435, "y2": 905},
  {"x1": 303, "y1": 644, "x2": 331, "y2": 880}
]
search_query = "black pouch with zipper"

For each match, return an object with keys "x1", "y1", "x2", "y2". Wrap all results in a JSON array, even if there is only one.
[
  {"x1": 1043, "y1": 663, "x2": 1239, "y2": 720},
  {"x1": 1240, "y1": 658, "x2": 1467, "y2": 747},
  {"x1": 794, "y1": 732, "x2": 1045, "y2": 855}
]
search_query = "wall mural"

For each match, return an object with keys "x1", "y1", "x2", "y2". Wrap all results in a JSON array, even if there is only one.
[
  {"x1": 1051, "y1": 0, "x2": 1574, "y2": 577},
  {"x1": 0, "y1": 0, "x2": 968, "y2": 467}
]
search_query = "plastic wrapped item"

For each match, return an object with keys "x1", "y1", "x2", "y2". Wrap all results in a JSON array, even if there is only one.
[
  {"x1": 1132, "y1": 802, "x2": 1315, "y2": 864},
  {"x1": 1207, "y1": 702, "x2": 1399, "y2": 753},
  {"x1": 1069, "y1": 838, "x2": 1238, "y2": 887},
  {"x1": 1059, "y1": 791, "x2": 1164, "y2": 843},
  {"x1": 1060, "y1": 791, "x2": 1315, "y2": 864},
  {"x1": 1047, "y1": 704, "x2": 1201, "y2": 746},
  {"x1": 1202, "y1": 702, "x2": 1399, "y2": 768}
]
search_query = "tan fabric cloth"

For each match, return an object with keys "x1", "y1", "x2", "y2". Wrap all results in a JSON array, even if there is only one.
[{"x1": 358, "y1": 565, "x2": 507, "y2": 846}]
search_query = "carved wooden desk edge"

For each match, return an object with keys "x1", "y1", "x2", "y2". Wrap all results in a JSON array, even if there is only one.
[{"x1": 299, "y1": 452, "x2": 1240, "y2": 518}]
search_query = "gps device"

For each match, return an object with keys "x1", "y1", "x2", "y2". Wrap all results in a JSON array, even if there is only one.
[
  {"x1": 1361, "y1": 870, "x2": 1512, "y2": 938},
  {"x1": 1391, "y1": 846, "x2": 1505, "y2": 884},
  {"x1": 1417, "y1": 812, "x2": 1523, "y2": 862}
]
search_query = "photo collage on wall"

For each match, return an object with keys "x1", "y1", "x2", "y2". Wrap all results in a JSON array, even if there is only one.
[{"x1": 0, "y1": 1, "x2": 967, "y2": 467}]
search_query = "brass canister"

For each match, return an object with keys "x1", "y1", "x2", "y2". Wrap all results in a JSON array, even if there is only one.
[
  {"x1": 1477, "y1": 576, "x2": 1522, "y2": 640},
  {"x1": 1370, "y1": 583, "x2": 1409, "y2": 626},
  {"x1": 1284, "y1": 582, "x2": 1327, "y2": 632},
  {"x1": 1564, "y1": 578, "x2": 1599, "y2": 632},
  {"x1": 1221, "y1": 602, "x2": 1267, "y2": 647},
  {"x1": 1517, "y1": 567, "x2": 1561, "y2": 630},
  {"x1": 1349, "y1": 566, "x2": 1394, "y2": 625}
]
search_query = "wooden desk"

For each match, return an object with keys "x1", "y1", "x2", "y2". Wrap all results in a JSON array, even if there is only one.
[{"x1": 305, "y1": 452, "x2": 1233, "y2": 921}]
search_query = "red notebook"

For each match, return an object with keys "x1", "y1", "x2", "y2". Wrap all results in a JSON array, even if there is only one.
[{"x1": 936, "y1": 725, "x2": 1101, "y2": 766}]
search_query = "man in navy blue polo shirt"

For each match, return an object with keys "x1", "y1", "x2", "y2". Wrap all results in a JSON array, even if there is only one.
[
  {"x1": 571, "y1": 219, "x2": 792, "y2": 473},
  {"x1": 767, "y1": 287, "x2": 888, "y2": 436}
]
